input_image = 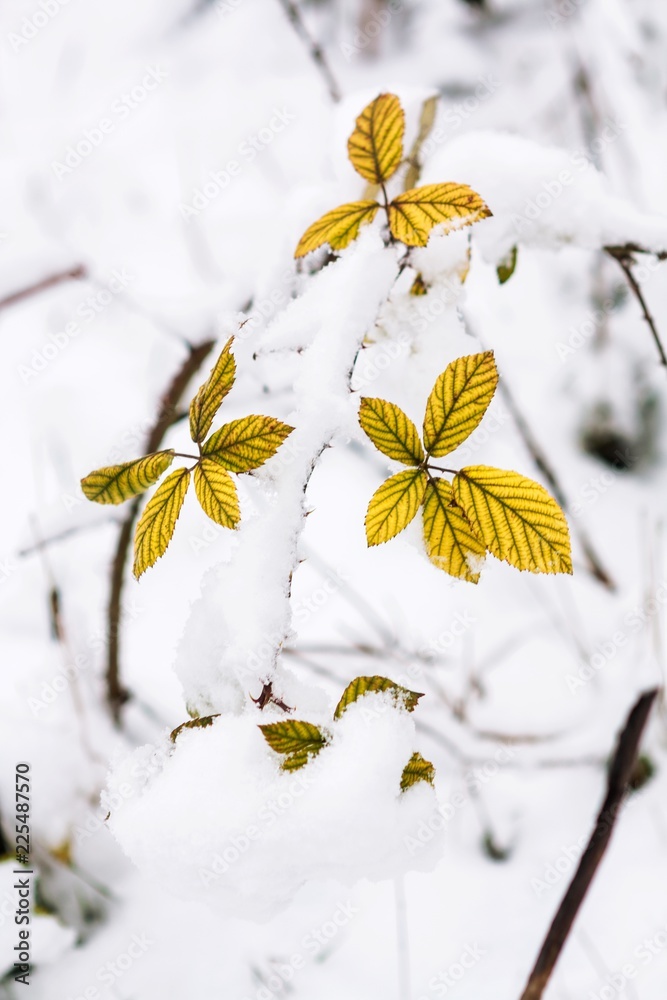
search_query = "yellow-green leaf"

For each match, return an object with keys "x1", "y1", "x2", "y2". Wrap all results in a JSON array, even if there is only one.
[
  {"x1": 404, "y1": 94, "x2": 438, "y2": 191},
  {"x1": 133, "y1": 468, "x2": 190, "y2": 578},
  {"x1": 410, "y1": 274, "x2": 428, "y2": 296},
  {"x1": 424, "y1": 351, "x2": 498, "y2": 457},
  {"x1": 359, "y1": 397, "x2": 424, "y2": 466},
  {"x1": 295, "y1": 201, "x2": 380, "y2": 258},
  {"x1": 202, "y1": 415, "x2": 294, "y2": 473},
  {"x1": 81, "y1": 450, "x2": 174, "y2": 505},
  {"x1": 400, "y1": 752, "x2": 435, "y2": 791},
  {"x1": 189, "y1": 337, "x2": 236, "y2": 443},
  {"x1": 422, "y1": 479, "x2": 485, "y2": 583},
  {"x1": 170, "y1": 714, "x2": 220, "y2": 743},
  {"x1": 194, "y1": 459, "x2": 240, "y2": 528},
  {"x1": 365, "y1": 468, "x2": 427, "y2": 546},
  {"x1": 388, "y1": 182, "x2": 492, "y2": 247},
  {"x1": 347, "y1": 93, "x2": 405, "y2": 185},
  {"x1": 497, "y1": 245, "x2": 518, "y2": 284},
  {"x1": 453, "y1": 466, "x2": 573, "y2": 575},
  {"x1": 334, "y1": 675, "x2": 423, "y2": 720},
  {"x1": 259, "y1": 720, "x2": 328, "y2": 770}
]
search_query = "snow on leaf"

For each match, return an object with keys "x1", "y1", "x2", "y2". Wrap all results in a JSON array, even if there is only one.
[
  {"x1": 497, "y1": 245, "x2": 518, "y2": 284},
  {"x1": 453, "y1": 465, "x2": 573, "y2": 575},
  {"x1": 259, "y1": 720, "x2": 328, "y2": 770},
  {"x1": 133, "y1": 468, "x2": 190, "y2": 578},
  {"x1": 81, "y1": 450, "x2": 174, "y2": 504},
  {"x1": 423, "y1": 351, "x2": 498, "y2": 458},
  {"x1": 359, "y1": 397, "x2": 424, "y2": 466},
  {"x1": 334, "y1": 675, "x2": 423, "y2": 720},
  {"x1": 400, "y1": 752, "x2": 435, "y2": 791},
  {"x1": 388, "y1": 182, "x2": 491, "y2": 247},
  {"x1": 295, "y1": 201, "x2": 380, "y2": 258},
  {"x1": 347, "y1": 93, "x2": 405, "y2": 185},
  {"x1": 365, "y1": 468, "x2": 427, "y2": 546}
]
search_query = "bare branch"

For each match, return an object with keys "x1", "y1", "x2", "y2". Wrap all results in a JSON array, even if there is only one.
[
  {"x1": 605, "y1": 246, "x2": 667, "y2": 368},
  {"x1": 0, "y1": 264, "x2": 86, "y2": 312},
  {"x1": 276, "y1": 0, "x2": 342, "y2": 103}
]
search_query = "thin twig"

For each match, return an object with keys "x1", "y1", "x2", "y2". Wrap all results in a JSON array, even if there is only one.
[
  {"x1": 276, "y1": 0, "x2": 342, "y2": 102},
  {"x1": 0, "y1": 264, "x2": 86, "y2": 312},
  {"x1": 105, "y1": 338, "x2": 215, "y2": 724},
  {"x1": 18, "y1": 516, "x2": 121, "y2": 558},
  {"x1": 518, "y1": 688, "x2": 659, "y2": 1000},
  {"x1": 605, "y1": 246, "x2": 667, "y2": 368}
]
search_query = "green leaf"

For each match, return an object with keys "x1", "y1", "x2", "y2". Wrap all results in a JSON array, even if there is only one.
[
  {"x1": 81, "y1": 451, "x2": 174, "y2": 505},
  {"x1": 170, "y1": 714, "x2": 220, "y2": 743},
  {"x1": 133, "y1": 467, "x2": 190, "y2": 578},
  {"x1": 453, "y1": 465, "x2": 573, "y2": 575},
  {"x1": 259, "y1": 720, "x2": 328, "y2": 771},
  {"x1": 189, "y1": 337, "x2": 236, "y2": 443},
  {"x1": 423, "y1": 352, "x2": 498, "y2": 458},
  {"x1": 202, "y1": 415, "x2": 294, "y2": 473},
  {"x1": 193, "y1": 459, "x2": 240, "y2": 528},
  {"x1": 422, "y1": 479, "x2": 486, "y2": 583},
  {"x1": 497, "y1": 246, "x2": 518, "y2": 284},
  {"x1": 400, "y1": 752, "x2": 435, "y2": 791},
  {"x1": 365, "y1": 468, "x2": 427, "y2": 546},
  {"x1": 334, "y1": 675, "x2": 423, "y2": 720},
  {"x1": 359, "y1": 397, "x2": 424, "y2": 466}
]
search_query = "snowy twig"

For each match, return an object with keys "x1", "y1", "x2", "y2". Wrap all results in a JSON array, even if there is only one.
[
  {"x1": 605, "y1": 246, "x2": 667, "y2": 368},
  {"x1": 276, "y1": 0, "x2": 342, "y2": 103},
  {"x1": 518, "y1": 688, "x2": 659, "y2": 1000},
  {"x1": 106, "y1": 338, "x2": 216, "y2": 724},
  {"x1": 0, "y1": 264, "x2": 86, "y2": 312}
]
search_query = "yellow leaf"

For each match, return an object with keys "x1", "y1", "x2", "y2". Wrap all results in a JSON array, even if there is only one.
[
  {"x1": 388, "y1": 182, "x2": 492, "y2": 247},
  {"x1": 410, "y1": 274, "x2": 428, "y2": 296},
  {"x1": 81, "y1": 450, "x2": 174, "y2": 505},
  {"x1": 422, "y1": 479, "x2": 485, "y2": 583},
  {"x1": 194, "y1": 459, "x2": 240, "y2": 528},
  {"x1": 400, "y1": 752, "x2": 435, "y2": 791},
  {"x1": 133, "y1": 468, "x2": 190, "y2": 578},
  {"x1": 202, "y1": 415, "x2": 294, "y2": 473},
  {"x1": 424, "y1": 351, "x2": 498, "y2": 457},
  {"x1": 359, "y1": 397, "x2": 424, "y2": 466},
  {"x1": 334, "y1": 675, "x2": 423, "y2": 720},
  {"x1": 259, "y1": 720, "x2": 328, "y2": 770},
  {"x1": 295, "y1": 201, "x2": 380, "y2": 258},
  {"x1": 365, "y1": 468, "x2": 427, "y2": 546},
  {"x1": 189, "y1": 337, "x2": 236, "y2": 443},
  {"x1": 453, "y1": 466, "x2": 573, "y2": 575},
  {"x1": 347, "y1": 93, "x2": 405, "y2": 185},
  {"x1": 404, "y1": 94, "x2": 438, "y2": 190}
]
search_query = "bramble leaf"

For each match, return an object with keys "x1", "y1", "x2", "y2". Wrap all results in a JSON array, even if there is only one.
[
  {"x1": 189, "y1": 337, "x2": 236, "y2": 443},
  {"x1": 133, "y1": 468, "x2": 190, "y2": 578},
  {"x1": 259, "y1": 720, "x2": 328, "y2": 770},
  {"x1": 400, "y1": 752, "x2": 435, "y2": 791},
  {"x1": 359, "y1": 397, "x2": 424, "y2": 466},
  {"x1": 347, "y1": 93, "x2": 405, "y2": 185},
  {"x1": 202, "y1": 415, "x2": 294, "y2": 473},
  {"x1": 334, "y1": 675, "x2": 423, "y2": 719},
  {"x1": 404, "y1": 95, "x2": 438, "y2": 191},
  {"x1": 194, "y1": 459, "x2": 240, "y2": 528},
  {"x1": 170, "y1": 714, "x2": 220, "y2": 743},
  {"x1": 422, "y1": 479, "x2": 485, "y2": 583},
  {"x1": 453, "y1": 466, "x2": 573, "y2": 575},
  {"x1": 497, "y1": 246, "x2": 518, "y2": 284},
  {"x1": 388, "y1": 183, "x2": 491, "y2": 247},
  {"x1": 81, "y1": 450, "x2": 174, "y2": 505},
  {"x1": 365, "y1": 468, "x2": 427, "y2": 546},
  {"x1": 295, "y1": 201, "x2": 380, "y2": 258},
  {"x1": 424, "y1": 351, "x2": 498, "y2": 457}
]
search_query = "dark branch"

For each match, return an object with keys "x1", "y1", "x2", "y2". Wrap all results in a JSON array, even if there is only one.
[
  {"x1": 0, "y1": 264, "x2": 87, "y2": 312},
  {"x1": 518, "y1": 688, "x2": 659, "y2": 1000},
  {"x1": 276, "y1": 0, "x2": 341, "y2": 103},
  {"x1": 605, "y1": 246, "x2": 667, "y2": 368}
]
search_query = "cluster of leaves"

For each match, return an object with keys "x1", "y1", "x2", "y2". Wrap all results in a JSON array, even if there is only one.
[
  {"x1": 295, "y1": 93, "x2": 491, "y2": 259},
  {"x1": 259, "y1": 675, "x2": 434, "y2": 792},
  {"x1": 359, "y1": 351, "x2": 573, "y2": 582},
  {"x1": 81, "y1": 338, "x2": 294, "y2": 577}
]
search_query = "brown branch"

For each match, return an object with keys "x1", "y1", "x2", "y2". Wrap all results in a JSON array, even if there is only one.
[
  {"x1": 605, "y1": 246, "x2": 667, "y2": 368},
  {"x1": 106, "y1": 338, "x2": 215, "y2": 724},
  {"x1": 518, "y1": 688, "x2": 659, "y2": 1000},
  {"x1": 276, "y1": 0, "x2": 342, "y2": 103},
  {"x1": 0, "y1": 264, "x2": 86, "y2": 312}
]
